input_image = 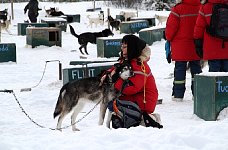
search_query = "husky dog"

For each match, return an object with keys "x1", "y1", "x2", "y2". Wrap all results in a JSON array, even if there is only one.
[
  {"x1": 69, "y1": 25, "x2": 113, "y2": 55},
  {"x1": 0, "y1": 9, "x2": 8, "y2": 21},
  {"x1": 107, "y1": 15, "x2": 120, "y2": 31},
  {"x1": 0, "y1": 19, "x2": 10, "y2": 33},
  {"x1": 44, "y1": 7, "x2": 54, "y2": 17},
  {"x1": 119, "y1": 11, "x2": 136, "y2": 21},
  {"x1": 154, "y1": 14, "x2": 168, "y2": 25},
  {"x1": 87, "y1": 14, "x2": 104, "y2": 28},
  {"x1": 53, "y1": 75, "x2": 117, "y2": 131}
]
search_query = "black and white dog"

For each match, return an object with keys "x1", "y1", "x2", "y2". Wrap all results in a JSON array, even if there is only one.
[
  {"x1": 69, "y1": 25, "x2": 114, "y2": 55},
  {"x1": 0, "y1": 8, "x2": 8, "y2": 21},
  {"x1": 45, "y1": 7, "x2": 64, "y2": 17},
  {"x1": 107, "y1": 15, "x2": 120, "y2": 31}
]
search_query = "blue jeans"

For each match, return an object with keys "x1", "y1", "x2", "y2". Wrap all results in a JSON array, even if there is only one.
[
  {"x1": 172, "y1": 61, "x2": 202, "y2": 98},
  {"x1": 208, "y1": 59, "x2": 228, "y2": 72}
]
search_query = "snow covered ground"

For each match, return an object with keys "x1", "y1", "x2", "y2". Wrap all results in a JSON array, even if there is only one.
[{"x1": 0, "y1": 1, "x2": 228, "y2": 150}]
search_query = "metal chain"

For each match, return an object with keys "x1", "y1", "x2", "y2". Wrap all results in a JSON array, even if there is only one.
[
  {"x1": 21, "y1": 60, "x2": 60, "y2": 91},
  {"x1": 0, "y1": 90, "x2": 101, "y2": 131},
  {"x1": 31, "y1": 60, "x2": 60, "y2": 89},
  {"x1": 30, "y1": 62, "x2": 48, "y2": 89}
]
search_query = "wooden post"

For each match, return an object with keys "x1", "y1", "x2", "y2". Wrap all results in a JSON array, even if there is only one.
[
  {"x1": 93, "y1": 0, "x2": 95, "y2": 11},
  {"x1": 107, "y1": 8, "x2": 110, "y2": 30},
  {"x1": 11, "y1": 0, "x2": 14, "y2": 20},
  {"x1": 0, "y1": 25, "x2": 1, "y2": 42}
]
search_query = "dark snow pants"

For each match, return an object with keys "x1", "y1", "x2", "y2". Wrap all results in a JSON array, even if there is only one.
[
  {"x1": 172, "y1": 61, "x2": 202, "y2": 98},
  {"x1": 208, "y1": 59, "x2": 228, "y2": 72},
  {"x1": 28, "y1": 13, "x2": 37, "y2": 23}
]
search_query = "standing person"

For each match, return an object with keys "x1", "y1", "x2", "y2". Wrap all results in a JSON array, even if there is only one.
[
  {"x1": 24, "y1": 0, "x2": 40, "y2": 23},
  {"x1": 194, "y1": 0, "x2": 228, "y2": 72},
  {"x1": 102, "y1": 34, "x2": 162, "y2": 128},
  {"x1": 165, "y1": 0, "x2": 202, "y2": 101}
]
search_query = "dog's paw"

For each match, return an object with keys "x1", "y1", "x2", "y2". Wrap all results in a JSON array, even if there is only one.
[
  {"x1": 72, "y1": 127, "x2": 80, "y2": 131},
  {"x1": 56, "y1": 128, "x2": 62, "y2": 132}
]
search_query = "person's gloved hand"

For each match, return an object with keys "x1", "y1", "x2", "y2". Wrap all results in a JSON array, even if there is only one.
[
  {"x1": 194, "y1": 39, "x2": 203, "y2": 58},
  {"x1": 165, "y1": 40, "x2": 171, "y2": 64}
]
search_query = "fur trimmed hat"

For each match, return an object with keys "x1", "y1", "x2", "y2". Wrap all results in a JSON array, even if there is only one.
[
  {"x1": 176, "y1": 0, "x2": 182, "y2": 3},
  {"x1": 139, "y1": 45, "x2": 151, "y2": 62}
]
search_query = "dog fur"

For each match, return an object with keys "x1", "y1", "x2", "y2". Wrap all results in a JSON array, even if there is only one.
[
  {"x1": 69, "y1": 25, "x2": 114, "y2": 55},
  {"x1": 0, "y1": 19, "x2": 10, "y2": 33},
  {"x1": 154, "y1": 14, "x2": 168, "y2": 25},
  {"x1": 53, "y1": 76, "x2": 117, "y2": 131},
  {"x1": 87, "y1": 14, "x2": 104, "y2": 28},
  {"x1": 119, "y1": 11, "x2": 136, "y2": 21},
  {"x1": 103, "y1": 62, "x2": 134, "y2": 128},
  {"x1": 107, "y1": 15, "x2": 120, "y2": 31},
  {"x1": 0, "y1": 9, "x2": 8, "y2": 21},
  {"x1": 45, "y1": 7, "x2": 64, "y2": 17}
]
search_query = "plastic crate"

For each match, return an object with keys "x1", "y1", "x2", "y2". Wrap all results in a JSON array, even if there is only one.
[
  {"x1": 96, "y1": 37, "x2": 121, "y2": 58},
  {"x1": 139, "y1": 27, "x2": 165, "y2": 45},
  {"x1": 17, "y1": 23, "x2": 48, "y2": 36},
  {"x1": 41, "y1": 17, "x2": 67, "y2": 32},
  {"x1": 194, "y1": 74, "x2": 228, "y2": 120},
  {"x1": 120, "y1": 20, "x2": 149, "y2": 34},
  {"x1": 26, "y1": 27, "x2": 61, "y2": 48},
  {"x1": 63, "y1": 65, "x2": 112, "y2": 85},
  {"x1": 0, "y1": 43, "x2": 16, "y2": 63}
]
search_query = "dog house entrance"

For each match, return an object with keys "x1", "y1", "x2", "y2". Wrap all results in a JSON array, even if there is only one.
[
  {"x1": 49, "y1": 23, "x2": 56, "y2": 27},
  {"x1": 67, "y1": 16, "x2": 73, "y2": 23},
  {"x1": 49, "y1": 31, "x2": 59, "y2": 42}
]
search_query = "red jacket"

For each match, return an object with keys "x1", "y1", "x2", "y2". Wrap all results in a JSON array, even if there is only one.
[
  {"x1": 114, "y1": 59, "x2": 158, "y2": 114},
  {"x1": 165, "y1": 0, "x2": 201, "y2": 61},
  {"x1": 194, "y1": 0, "x2": 228, "y2": 60}
]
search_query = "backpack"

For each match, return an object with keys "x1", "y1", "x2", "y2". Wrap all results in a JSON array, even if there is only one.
[
  {"x1": 206, "y1": 3, "x2": 228, "y2": 48},
  {"x1": 110, "y1": 99, "x2": 142, "y2": 129}
]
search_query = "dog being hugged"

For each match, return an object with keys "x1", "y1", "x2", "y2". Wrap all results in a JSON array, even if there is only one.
[
  {"x1": 87, "y1": 14, "x2": 104, "y2": 28},
  {"x1": 69, "y1": 24, "x2": 114, "y2": 55},
  {"x1": 154, "y1": 14, "x2": 168, "y2": 26},
  {"x1": 101, "y1": 61, "x2": 135, "y2": 128},
  {"x1": 53, "y1": 75, "x2": 118, "y2": 131}
]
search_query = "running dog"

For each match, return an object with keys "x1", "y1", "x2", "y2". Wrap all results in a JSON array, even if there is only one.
[
  {"x1": 107, "y1": 15, "x2": 120, "y2": 31},
  {"x1": 53, "y1": 75, "x2": 117, "y2": 131},
  {"x1": 87, "y1": 14, "x2": 104, "y2": 28},
  {"x1": 154, "y1": 14, "x2": 168, "y2": 25},
  {"x1": 69, "y1": 25, "x2": 114, "y2": 55}
]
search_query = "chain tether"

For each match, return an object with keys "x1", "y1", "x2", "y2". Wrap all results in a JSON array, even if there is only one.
[{"x1": 0, "y1": 90, "x2": 101, "y2": 131}]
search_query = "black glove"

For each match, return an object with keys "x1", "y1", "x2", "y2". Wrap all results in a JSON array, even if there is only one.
[
  {"x1": 167, "y1": 52, "x2": 171, "y2": 64},
  {"x1": 142, "y1": 112, "x2": 163, "y2": 129},
  {"x1": 194, "y1": 39, "x2": 203, "y2": 58},
  {"x1": 163, "y1": 30, "x2": 167, "y2": 40}
]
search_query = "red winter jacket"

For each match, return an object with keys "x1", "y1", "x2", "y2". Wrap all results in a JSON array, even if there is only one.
[
  {"x1": 114, "y1": 56, "x2": 158, "y2": 114},
  {"x1": 194, "y1": 0, "x2": 228, "y2": 60},
  {"x1": 165, "y1": 0, "x2": 201, "y2": 61}
]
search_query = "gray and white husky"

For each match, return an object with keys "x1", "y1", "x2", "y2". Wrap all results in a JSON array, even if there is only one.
[{"x1": 53, "y1": 75, "x2": 117, "y2": 131}]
